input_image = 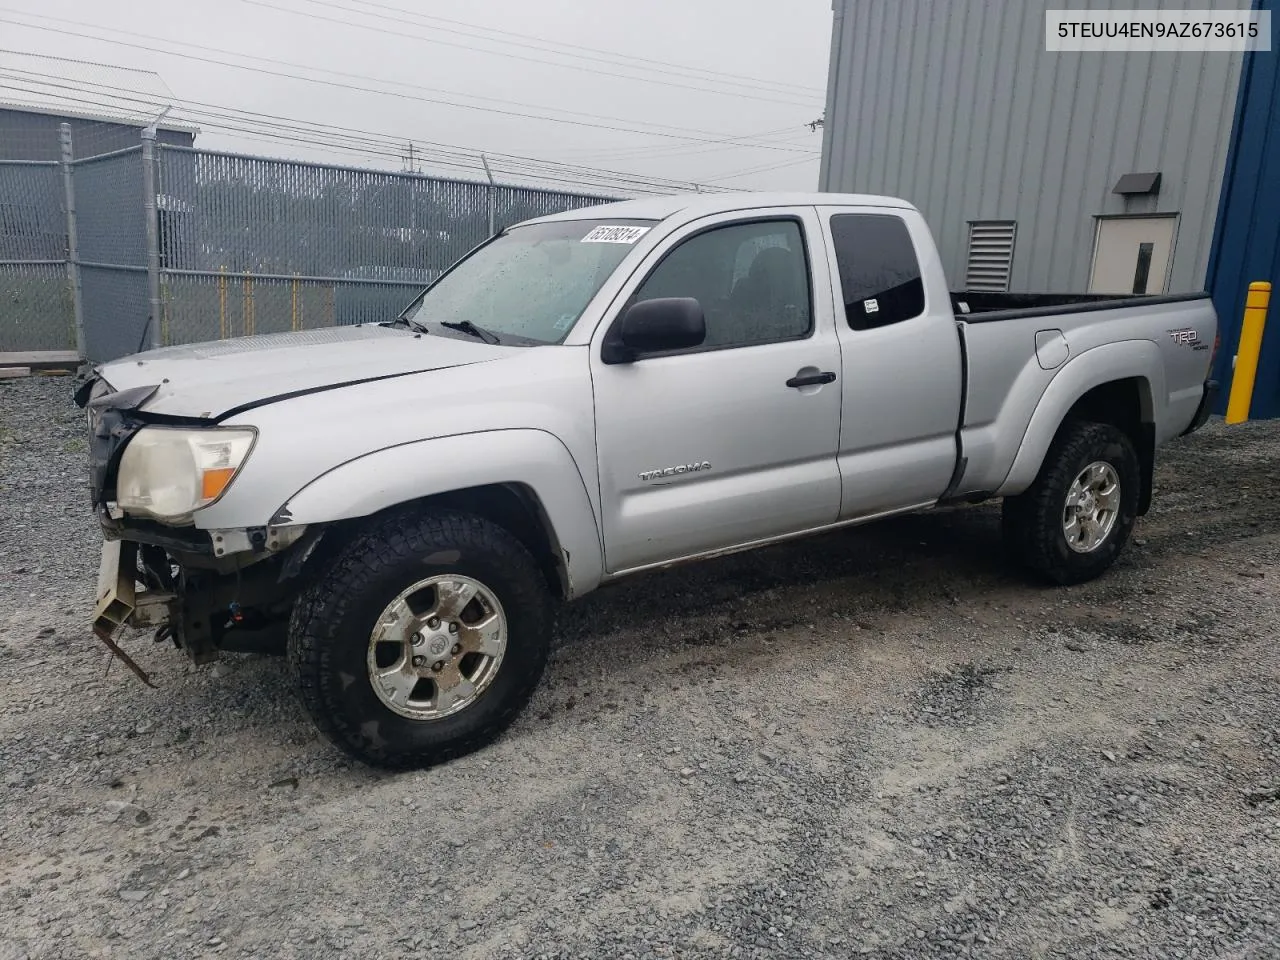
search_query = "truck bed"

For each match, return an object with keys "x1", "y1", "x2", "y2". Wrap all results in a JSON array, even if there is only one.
[
  {"x1": 950, "y1": 289, "x2": 1206, "y2": 320},
  {"x1": 949, "y1": 291, "x2": 1217, "y2": 500}
]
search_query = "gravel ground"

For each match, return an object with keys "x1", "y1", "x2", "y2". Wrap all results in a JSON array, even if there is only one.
[{"x1": 2, "y1": 372, "x2": 1278, "y2": 960}]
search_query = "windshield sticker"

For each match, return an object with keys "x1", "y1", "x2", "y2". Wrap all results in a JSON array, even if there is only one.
[
  {"x1": 581, "y1": 225, "x2": 651, "y2": 244},
  {"x1": 553, "y1": 314, "x2": 576, "y2": 331}
]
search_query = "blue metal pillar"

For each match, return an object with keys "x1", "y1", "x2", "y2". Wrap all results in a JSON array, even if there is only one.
[{"x1": 1207, "y1": 0, "x2": 1280, "y2": 417}]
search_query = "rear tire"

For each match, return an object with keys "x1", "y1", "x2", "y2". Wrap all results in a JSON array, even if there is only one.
[
  {"x1": 288, "y1": 509, "x2": 553, "y2": 769},
  {"x1": 1001, "y1": 421, "x2": 1140, "y2": 585}
]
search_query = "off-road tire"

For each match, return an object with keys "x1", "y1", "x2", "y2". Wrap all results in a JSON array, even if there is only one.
[
  {"x1": 1001, "y1": 421, "x2": 1140, "y2": 586},
  {"x1": 288, "y1": 509, "x2": 553, "y2": 769}
]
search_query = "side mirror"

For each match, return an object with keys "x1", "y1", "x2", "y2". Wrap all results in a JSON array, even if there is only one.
[{"x1": 604, "y1": 297, "x2": 706, "y2": 363}]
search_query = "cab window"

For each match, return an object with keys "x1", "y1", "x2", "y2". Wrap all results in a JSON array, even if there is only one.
[{"x1": 631, "y1": 219, "x2": 812, "y2": 349}]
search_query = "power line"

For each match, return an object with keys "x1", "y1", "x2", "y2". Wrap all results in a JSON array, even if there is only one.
[
  {"x1": 322, "y1": 0, "x2": 825, "y2": 97},
  {"x1": 704, "y1": 153, "x2": 821, "y2": 183},
  {"x1": 561, "y1": 125, "x2": 805, "y2": 158},
  {"x1": 1, "y1": 83, "x2": 671, "y2": 195},
  {"x1": 0, "y1": 12, "x2": 767, "y2": 143},
  {"x1": 259, "y1": 0, "x2": 819, "y2": 101},
  {"x1": 560, "y1": 139, "x2": 819, "y2": 171},
  {"x1": 0, "y1": 63, "x2": 549, "y2": 169},
  {"x1": 247, "y1": 0, "x2": 818, "y2": 108},
  {"x1": 0, "y1": 57, "x2": 779, "y2": 187},
  {"x1": 0, "y1": 71, "x2": 729, "y2": 195},
  {"x1": 565, "y1": 128, "x2": 819, "y2": 164},
  {"x1": 0, "y1": 12, "x2": 818, "y2": 153},
  {"x1": 0, "y1": 94, "x2": 652, "y2": 194},
  {"x1": 0, "y1": 78, "x2": 415, "y2": 162}
]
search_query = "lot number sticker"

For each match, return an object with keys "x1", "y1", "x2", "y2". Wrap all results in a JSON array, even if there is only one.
[{"x1": 581, "y1": 225, "x2": 651, "y2": 244}]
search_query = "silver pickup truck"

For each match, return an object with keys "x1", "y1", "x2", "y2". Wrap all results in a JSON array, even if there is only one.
[{"x1": 75, "y1": 192, "x2": 1218, "y2": 768}]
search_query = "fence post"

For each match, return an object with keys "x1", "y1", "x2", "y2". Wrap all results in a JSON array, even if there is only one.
[
  {"x1": 480, "y1": 154, "x2": 496, "y2": 236},
  {"x1": 59, "y1": 123, "x2": 87, "y2": 358},
  {"x1": 218, "y1": 266, "x2": 227, "y2": 339},
  {"x1": 141, "y1": 129, "x2": 163, "y2": 350},
  {"x1": 243, "y1": 273, "x2": 255, "y2": 336}
]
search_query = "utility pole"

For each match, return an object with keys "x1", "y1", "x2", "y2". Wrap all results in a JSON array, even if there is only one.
[{"x1": 404, "y1": 142, "x2": 417, "y2": 173}]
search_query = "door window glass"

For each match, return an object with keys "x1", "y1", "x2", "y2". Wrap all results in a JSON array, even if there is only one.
[{"x1": 631, "y1": 219, "x2": 812, "y2": 349}]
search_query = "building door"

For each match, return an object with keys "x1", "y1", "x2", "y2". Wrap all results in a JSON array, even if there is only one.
[{"x1": 1089, "y1": 216, "x2": 1177, "y2": 295}]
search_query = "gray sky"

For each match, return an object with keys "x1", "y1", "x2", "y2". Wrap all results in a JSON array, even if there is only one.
[{"x1": 1, "y1": 0, "x2": 832, "y2": 193}]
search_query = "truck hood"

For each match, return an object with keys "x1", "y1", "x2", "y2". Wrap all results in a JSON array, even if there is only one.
[{"x1": 94, "y1": 325, "x2": 513, "y2": 420}]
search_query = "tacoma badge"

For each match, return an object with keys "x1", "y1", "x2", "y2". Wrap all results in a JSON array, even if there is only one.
[{"x1": 639, "y1": 461, "x2": 711, "y2": 481}]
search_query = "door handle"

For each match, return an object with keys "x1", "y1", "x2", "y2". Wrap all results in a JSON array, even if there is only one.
[{"x1": 786, "y1": 371, "x2": 837, "y2": 388}]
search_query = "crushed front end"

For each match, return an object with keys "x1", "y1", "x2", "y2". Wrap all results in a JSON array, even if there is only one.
[{"x1": 75, "y1": 367, "x2": 316, "y2": 677}]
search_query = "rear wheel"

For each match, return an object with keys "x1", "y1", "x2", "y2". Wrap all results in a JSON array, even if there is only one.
[
  {"x1": 288, "y1": 510, "x2": 553, "y2": 769},
  {"x1": 1002, "y1": 421, "x2": 1140, "y2": 585}
]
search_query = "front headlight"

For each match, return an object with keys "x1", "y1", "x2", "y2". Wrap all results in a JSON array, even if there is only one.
[{"x1": 116, "y1": 427, "x2": 257, "y2": 524}]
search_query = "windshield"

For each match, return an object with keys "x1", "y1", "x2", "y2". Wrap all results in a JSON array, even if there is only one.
[{"x1": 401, "y1": 218, "x2": 657, "y2": 344}]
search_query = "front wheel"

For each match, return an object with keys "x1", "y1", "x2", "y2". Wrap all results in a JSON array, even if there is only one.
[
  {"x1": 1001, "y1": 421, "x2": 1140, "y2": 585},
  {"x1": 288, "y1": 510, "x2": 553, "y2": 769}
]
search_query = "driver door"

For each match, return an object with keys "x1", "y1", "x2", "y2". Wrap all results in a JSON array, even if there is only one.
[{"x1": 590, "y1": 208, "x2": 844, "y2": 573}]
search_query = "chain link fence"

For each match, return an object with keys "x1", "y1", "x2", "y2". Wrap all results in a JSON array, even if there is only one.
[
  {"x1": 152, "y1": 146, "x2": 614, "y2": 348},
  {"x1": 74, "y1": 146, "x2": 152, "y2": 361},
  {"x1": 0, "y1": 130, "x2": 617, "y2": 361},
  {"x1": 0, "y1": 158, "x2": 76, "y2": 351}
]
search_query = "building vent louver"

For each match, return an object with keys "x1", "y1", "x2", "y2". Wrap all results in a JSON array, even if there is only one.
[{"x1": 964, "y1": 221, "x2": 1017, "y2": 292}]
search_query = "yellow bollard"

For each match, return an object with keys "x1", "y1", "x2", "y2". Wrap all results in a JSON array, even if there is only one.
[
  {"x1": 1225, "y1": 281, "x2": 1272, "y2": 424},
  {"x1": 291, "y1": 275, "x2": 300, "y2": 331}
]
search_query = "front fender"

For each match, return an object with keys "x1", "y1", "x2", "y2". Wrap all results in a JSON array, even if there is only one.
[
  {"x1": 996, "y1": 340, "x2": 1164, "y2": 496},
  {"x1": 275, "y1": 429, "x2": 605, "y2": 597}
]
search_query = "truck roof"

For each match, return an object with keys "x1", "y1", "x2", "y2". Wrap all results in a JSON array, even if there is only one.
[{"x1": 522, "y1": 191, "x2": 918, "y2": 225}]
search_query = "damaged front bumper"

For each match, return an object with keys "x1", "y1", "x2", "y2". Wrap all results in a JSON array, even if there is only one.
[
  {"x1": 92, "y1": 540, "x2": 170, "y2": 686},
  {"x1": 90, "y1": 524, "x2": 317, "y2": 680},
  {"x1": 91, "y1": 518, "x2": 315, "y2": 673},
  {"x1": 77, "y1": 366, "x2": 318, "y2": 679}
]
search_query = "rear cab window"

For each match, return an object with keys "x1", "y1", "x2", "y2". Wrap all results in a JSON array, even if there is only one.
[{"x1": 828, "y1": 214, "x2": 926, "y2": 330}]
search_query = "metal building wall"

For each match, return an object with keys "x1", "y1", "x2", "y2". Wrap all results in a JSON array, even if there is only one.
[
  {"x1": 0, "y1": 108, "x2": 194, "y2": 161},
  {"x1": 819, "y1": 0, "x2": 1246, "y2": 294}
]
